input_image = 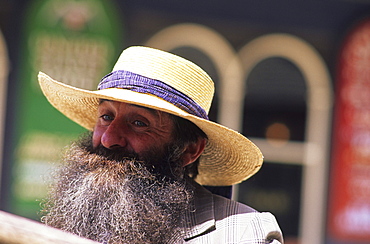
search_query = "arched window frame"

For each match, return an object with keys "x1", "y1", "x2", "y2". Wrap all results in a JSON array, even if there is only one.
[{"x1": 236, "y1": 33, "x2": 333, "y2": 244}]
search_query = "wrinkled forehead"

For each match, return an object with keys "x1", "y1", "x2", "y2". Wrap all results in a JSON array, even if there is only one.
[
  {"x1": 98, "y1": 98, "x2": 176, "y2": 126},
  {"x1": 99, "y1": 98, "x2": 165, "y2": 114}
]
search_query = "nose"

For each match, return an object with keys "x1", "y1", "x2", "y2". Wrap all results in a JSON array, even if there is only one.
[{"x1": 100, "y1": 120, "x2": 128, "y2": 149}]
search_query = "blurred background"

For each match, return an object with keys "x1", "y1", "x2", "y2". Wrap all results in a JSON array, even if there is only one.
[{"x1": 1, "y1": 0, "x2": 370, "y2": 243}]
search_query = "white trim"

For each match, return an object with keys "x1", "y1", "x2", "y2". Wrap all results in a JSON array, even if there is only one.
[
  {"x1": 251, "y1": 138, "x2": 305, "y2": 165},
  {"x1": 0, "y1": 30, "x2": 9, "y2": 191},
  {"x1": 237, "y1": 33, "x2": 333, "y2": 244}
]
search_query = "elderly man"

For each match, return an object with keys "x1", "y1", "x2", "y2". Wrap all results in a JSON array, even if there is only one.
[{"x1": 38, "y1": 46, "x2": 283, "y2": 243}]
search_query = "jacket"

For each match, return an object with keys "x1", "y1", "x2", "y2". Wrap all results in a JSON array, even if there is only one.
[{"x1": 175, "y1": 181, "x2": 284, "y2": 244}]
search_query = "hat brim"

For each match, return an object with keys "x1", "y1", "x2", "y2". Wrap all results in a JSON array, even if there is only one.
[{"x1": 38, "y1": 72, "x2": 263, "y2": 186}]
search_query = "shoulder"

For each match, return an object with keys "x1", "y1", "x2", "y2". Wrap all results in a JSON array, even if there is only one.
[
  {"x1": 186, "y1": 181, "x2": 284, "y2": 243},
  {"x1": 212, "y1": 193, "x2": 257, "y2": 218},
  {"x1": 213, "y1": 195, "x2": 283, "y2": 243}
]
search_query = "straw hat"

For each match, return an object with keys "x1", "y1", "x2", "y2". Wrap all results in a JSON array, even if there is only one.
[{"x1": 38, "y1": 46, "x2": 263, "y2": 186}]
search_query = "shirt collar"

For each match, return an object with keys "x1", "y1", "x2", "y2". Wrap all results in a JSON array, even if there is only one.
[{"x1": 182, "y1": 180, "x2": 216, "y2": 241}]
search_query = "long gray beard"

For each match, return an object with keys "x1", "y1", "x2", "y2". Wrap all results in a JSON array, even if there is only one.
[{"x1": 41, "y1": 136, "x2": 194, "y2": 243}]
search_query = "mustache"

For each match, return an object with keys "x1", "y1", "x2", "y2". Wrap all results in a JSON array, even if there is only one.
[
  {"x1": 63, "y1": 144, "x2": 155, "y2": 183},
  {"x1": 79, "y1": 136, "x2": 140, "y2": 161},
  {"x1": 66, "y1": 133, "x2": 184, "y2": 181},
  {"x1": 91, "y1": 145, "x2": 139, "y2": 162}
]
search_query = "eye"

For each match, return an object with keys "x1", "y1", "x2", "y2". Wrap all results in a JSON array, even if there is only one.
[
  {"x1": 133, "y1": 120, "x2": 148, "y2": 127},
  {"x1": 100, "y1": 114, "x2": 114, "y2": 121}
]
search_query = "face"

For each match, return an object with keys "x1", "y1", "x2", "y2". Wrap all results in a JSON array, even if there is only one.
[
  {"x1": 43, "y1": 101, "x2": 205, "y2": 243},
  {"x1": 93, "y1": 100, "x2": 175, "y2": 159}
]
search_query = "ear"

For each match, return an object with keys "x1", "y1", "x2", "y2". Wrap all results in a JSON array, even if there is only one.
[{"x1": 181, "y1": 138, "x2": 207, "y2": 167}]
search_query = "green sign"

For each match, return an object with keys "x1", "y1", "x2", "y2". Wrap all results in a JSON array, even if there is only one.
[{"x1": 12, "y1": 0, "x2": 123, "y2": 220}]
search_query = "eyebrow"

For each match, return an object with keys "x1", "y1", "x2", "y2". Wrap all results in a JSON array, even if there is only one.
[{"x1": 99, "y1": 99, "x2": 161, "y2": 117}]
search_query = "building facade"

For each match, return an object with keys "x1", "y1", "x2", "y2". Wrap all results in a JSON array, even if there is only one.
[{"x1": 1, "y1": 1, "x2": 370, "y2": 243}]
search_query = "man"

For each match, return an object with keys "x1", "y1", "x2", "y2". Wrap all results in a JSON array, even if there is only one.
[{"x1": 38, "y1": 46, "x2": 283, "y2": 243}]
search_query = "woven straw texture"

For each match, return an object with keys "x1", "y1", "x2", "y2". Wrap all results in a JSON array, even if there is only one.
[{"x1": 38, "y1": 46, "x2": 263, "y2": 186}]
